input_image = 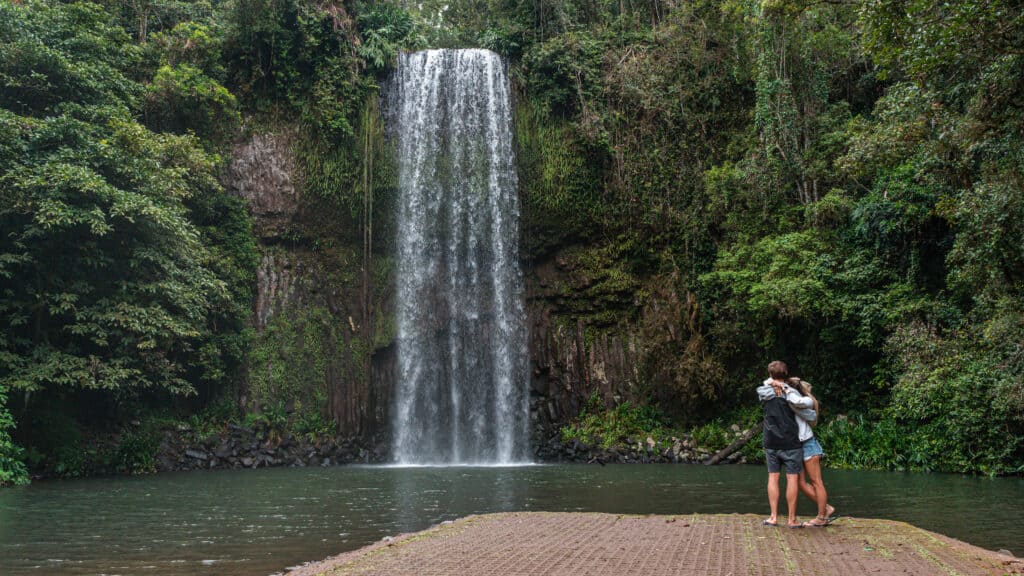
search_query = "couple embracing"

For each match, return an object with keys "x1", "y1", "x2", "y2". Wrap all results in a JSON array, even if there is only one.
[{"x1": 758, "y1": 360, "x2": 835, "y2": 528}]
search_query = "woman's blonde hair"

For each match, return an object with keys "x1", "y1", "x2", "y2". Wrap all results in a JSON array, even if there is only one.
[{"x1": 789, "y1": 377, "x2": 820, "y2": 416}]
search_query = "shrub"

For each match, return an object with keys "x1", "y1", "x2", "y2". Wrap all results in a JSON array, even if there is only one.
[
  {"x1": 815, "y1": 414, "x2": 913, "y2": 471},
  {"x1": 115, "y1": 426, "x2": 160, "y2": 475},
  {"x1": 0, "y1": 384, "x2": 28, "y2": 485},
  {"x1": 143, "y1": 63, "x2": 240, "y2": 143},
  {"x1": 561, "y1": 393, "x2": 671, "y2": 448},
  {"x1": 355, "y1": 3, "x2": 426, "y2": 71},
  {"x1": 294, "y1": 410, "x2": 333, "y2": 441},
  {"x1": 244, "y1": 402, "x2": 289, "y2": 443}
]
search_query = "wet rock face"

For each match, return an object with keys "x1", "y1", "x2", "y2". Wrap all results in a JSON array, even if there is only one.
[
  {"x1": 222, "y1": 126, "x2": 395, "y2": 442},
  {"x1": 246, "y1": 246, "x2": 393, "y2": 439},
  {"x1": 227, "y1": 131, "x2": 298, "y2": 237},
  {"x1": 525, "y1": 251, "x2": 642, "y2": 439},
  {"x1": 527, "y1": 306, "x2": 639, "y2": 436},
  {"x1": 254, "y1": 251, "x2": 303, "y2": 330}
]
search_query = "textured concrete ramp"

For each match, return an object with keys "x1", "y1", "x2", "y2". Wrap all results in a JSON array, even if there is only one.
[{"x1": 287, "y1": 512, "x2": 1023, "y2": 576}]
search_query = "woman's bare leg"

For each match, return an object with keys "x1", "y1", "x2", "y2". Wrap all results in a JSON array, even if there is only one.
[
  {"x1": 798, "y1": 469, "x2": 818, "y2": 503},
  {"x1": 803, "y1": 455, "x2": 828, "y2": 518}
]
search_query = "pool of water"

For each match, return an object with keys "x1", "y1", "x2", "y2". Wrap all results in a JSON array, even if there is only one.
[{"x1": 1, "y1": 464, "x2": 1021, "y2": 575}]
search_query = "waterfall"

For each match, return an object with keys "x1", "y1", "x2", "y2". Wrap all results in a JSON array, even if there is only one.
[{"x1": 388, "y1": 49, "x2": 529, "y2": 465}]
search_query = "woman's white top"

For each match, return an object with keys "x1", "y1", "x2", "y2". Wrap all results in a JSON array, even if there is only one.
[{"x1": 762, "y1": 378, "x2": 816, "y2": 442}]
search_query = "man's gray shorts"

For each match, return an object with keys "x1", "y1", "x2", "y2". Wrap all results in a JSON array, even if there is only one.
[{"x1": 765, "y1": 448, "x2": 803, "y2": 474}]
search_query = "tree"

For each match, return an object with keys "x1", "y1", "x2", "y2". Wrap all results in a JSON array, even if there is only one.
[{"x1": 0, "y1": 1, "x2": 255, "y2": 428}]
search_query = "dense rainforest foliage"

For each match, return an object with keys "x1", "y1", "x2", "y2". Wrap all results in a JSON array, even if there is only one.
[{"x1": 1, "y1": 0, "x2": 1022, "y2": 483}]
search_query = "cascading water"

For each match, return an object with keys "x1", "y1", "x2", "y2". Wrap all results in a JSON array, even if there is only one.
[{"x1": 388, "y1": 49, "x2": 529, "y2": 465}]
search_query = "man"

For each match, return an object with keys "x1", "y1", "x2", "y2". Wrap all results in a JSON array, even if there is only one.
[{"x1": 757, "y1": 360, "x2": 811, "y2": 528}]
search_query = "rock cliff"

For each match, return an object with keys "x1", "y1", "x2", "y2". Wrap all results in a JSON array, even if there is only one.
[
  {"x1": 226, "y1": 128, "x2": 393, "y2": 448},
  {"x1": 224, "y1": 124, "x2": 690, "y2": 458}
]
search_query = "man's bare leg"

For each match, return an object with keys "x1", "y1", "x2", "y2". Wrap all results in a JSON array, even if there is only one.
[
  {"x1": 785, "y1": 473, "x2": 800, "y2": 526},
  {"x1": 766, "y1": 472, "x2": 781, "y2": 524}
]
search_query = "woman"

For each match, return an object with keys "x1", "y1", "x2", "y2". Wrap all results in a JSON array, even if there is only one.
[{"x1": 786, "y1": 377, "x2": 835, "y2": 527}]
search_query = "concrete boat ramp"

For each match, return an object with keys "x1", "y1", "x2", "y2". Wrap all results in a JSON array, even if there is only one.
[{"x1": 283, "y1": 512, "x2": 1022, "y2": 576}]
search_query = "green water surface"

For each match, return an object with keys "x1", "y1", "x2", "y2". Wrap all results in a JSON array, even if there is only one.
[{"x1": 1, "y1": 464, "x2": 1021, "y2": 575}]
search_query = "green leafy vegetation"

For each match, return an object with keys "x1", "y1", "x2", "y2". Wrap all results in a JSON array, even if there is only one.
[
  {"x1": 0, "y1": 384, "x2": 28, "y2": 485},
  {"x1": 505, "y1": 0, "x2": 1024, "y2": 475},
  {"x1": 1, "y1": 0, "x2": 1023, "y2": 479},
  {"x1": 114, "y1": 425, "x2": 161, "y2": 475},
  {"x1": 561, "y1": 393, "x2": 673, "y2": 449},
  {"x1": 247, "y1": 306, "x2": 336, "y2": 414},
  {"x1": 0, "y1": 0, "x2": 257, "y2": 478}
]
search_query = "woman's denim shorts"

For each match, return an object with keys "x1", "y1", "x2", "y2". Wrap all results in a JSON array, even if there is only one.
[{"x1": 802, "y1": 436, "x2": 825, "y2": 461}]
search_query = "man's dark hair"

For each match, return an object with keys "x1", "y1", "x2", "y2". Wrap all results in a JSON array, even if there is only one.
[{"x1": 767, "y1": 360, "x2": 788, "y2": 380}]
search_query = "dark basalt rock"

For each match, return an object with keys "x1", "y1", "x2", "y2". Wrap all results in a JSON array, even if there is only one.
[
  {"x1": 535, "y1": 428, "x2": 751, "y2": 466},
  {"x1": 154, "y1": 425, "x2": 385, "y2": 473}
]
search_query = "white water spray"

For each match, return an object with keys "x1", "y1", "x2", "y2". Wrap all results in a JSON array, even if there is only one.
[{"x1": 389, "y1": 49, "x2": 529, "y2": 465}]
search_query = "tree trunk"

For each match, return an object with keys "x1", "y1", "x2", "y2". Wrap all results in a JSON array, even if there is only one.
[
  {"x1": 703, "y1": 424, "x2": 760, "y2": 465},
  {"x1": 138, "y1": 8, "x2": 148, "y2": 44}
]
